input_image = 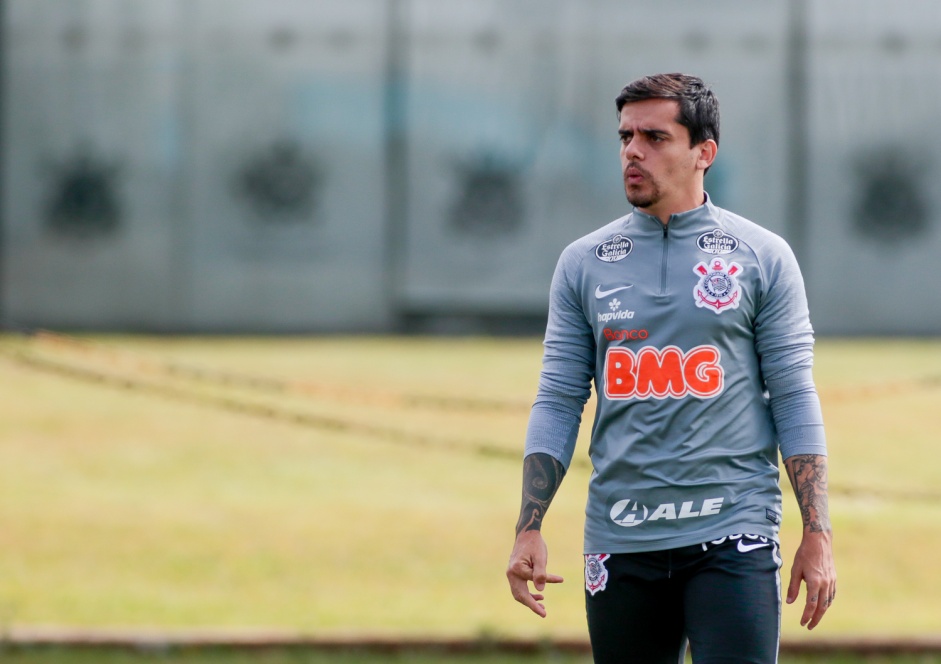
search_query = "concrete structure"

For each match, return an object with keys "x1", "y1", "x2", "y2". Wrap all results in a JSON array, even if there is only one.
[{"x1": 2, "y1": 0, "x2": 939, "y2": 334}]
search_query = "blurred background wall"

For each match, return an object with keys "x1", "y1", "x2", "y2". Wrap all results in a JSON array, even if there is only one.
[{"x1": 1, "y1": 0, "x2": 939, "y2": 335}]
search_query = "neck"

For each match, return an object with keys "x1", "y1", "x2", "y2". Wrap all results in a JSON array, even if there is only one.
[{"x1": 639, "y1": 188, "x2": 706, "y2": 225}]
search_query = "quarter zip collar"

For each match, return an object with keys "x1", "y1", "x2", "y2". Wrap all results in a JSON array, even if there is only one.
[{"x1": 630, "y1": 192, "x2": 718, "y2": 231}]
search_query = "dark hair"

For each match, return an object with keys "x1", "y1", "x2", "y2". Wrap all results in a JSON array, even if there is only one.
[{"x1": 615, "y1": 73, "x2": 719, "y2": 148}]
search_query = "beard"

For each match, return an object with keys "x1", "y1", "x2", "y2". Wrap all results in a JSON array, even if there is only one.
[
  {"x1": 623, "y1": 164, "x2": 661, "y2": 209},
  {"x1": 625, "y1": 186, "x2": 659, "y2": 209}
]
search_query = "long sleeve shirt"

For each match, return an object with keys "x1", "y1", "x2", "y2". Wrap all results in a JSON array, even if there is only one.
[{"x1": 525, "y1": 196, "x2": 827, "y2": 553}]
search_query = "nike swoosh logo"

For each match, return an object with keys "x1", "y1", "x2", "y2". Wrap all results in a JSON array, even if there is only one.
[
  {"x1": 737, "y1": 540, "x2": 771, "y2": 553},
  {"x1": 594, "y1": 284, "x2": 634, "y2": 299}
]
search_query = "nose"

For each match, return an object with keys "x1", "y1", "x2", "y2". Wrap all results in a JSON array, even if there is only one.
[{"x1": 622, "y1": 136, "x2": 642, "y2": 161}]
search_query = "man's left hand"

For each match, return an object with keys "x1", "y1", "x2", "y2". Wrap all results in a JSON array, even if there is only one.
[{"x1": 786, "y1": 530, "x2": 836, "y2": 629}]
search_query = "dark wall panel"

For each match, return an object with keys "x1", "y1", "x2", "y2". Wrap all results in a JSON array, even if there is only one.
[{"x1": 2, "y1": 0, "x2": 184, "y2": 329}]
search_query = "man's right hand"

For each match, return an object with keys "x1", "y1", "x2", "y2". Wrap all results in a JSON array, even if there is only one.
[{"x1": 506, "y1": 530, "x2": 564, "y2": 618}]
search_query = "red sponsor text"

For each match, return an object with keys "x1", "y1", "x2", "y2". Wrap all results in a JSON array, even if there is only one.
[
  {"x1": 604, "y1": 345, "x2": 724, "y2": 400},
  {"x1": 603, "y1": 327, "x2": 649, "y2": 341}
]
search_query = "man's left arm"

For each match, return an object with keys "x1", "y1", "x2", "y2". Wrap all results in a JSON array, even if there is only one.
[
  {"x1": 783, "y1": 453, "x2": 836, "y2": 630},
  {"x1": 752, "y1": 234, "x2": 835, "y2": 629}
]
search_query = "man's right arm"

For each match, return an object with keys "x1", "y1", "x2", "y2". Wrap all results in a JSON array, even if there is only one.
[
  {"x1": 514, "y1": 453, "x2": 566, "y2": 534},
  {"x1": 506, "y1": 242, "x2": 594, "y2": 617},
  {"x1": 506, "y1": 452, "x2": 566, "y2": 617}
]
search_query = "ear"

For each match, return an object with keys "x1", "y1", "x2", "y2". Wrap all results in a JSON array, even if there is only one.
[{"x1": 696, "y1": 139, "x2": 718, "y2": 171}]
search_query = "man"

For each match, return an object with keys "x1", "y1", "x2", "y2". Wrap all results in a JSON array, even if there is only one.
[{"x1": 506, "y1": 73, "x2": 836, "y2": 663}]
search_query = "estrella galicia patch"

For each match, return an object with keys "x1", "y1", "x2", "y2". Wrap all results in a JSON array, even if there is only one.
[
  {"x1": 697, "y1": 228, "x2": 739, "y2": 255},
  {"x1": 585, "y1": 553, "x2": 610, "y2": 596},
  {"x1": 594, "y1": 234, "x2": 632, "y2": 262}
]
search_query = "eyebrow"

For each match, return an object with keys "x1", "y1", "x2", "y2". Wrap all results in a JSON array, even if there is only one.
[{"x1": 619, "y1": 128, "x2": 671, "y2": 139}]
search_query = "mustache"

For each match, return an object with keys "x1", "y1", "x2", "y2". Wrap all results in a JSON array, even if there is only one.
[{"x1": 623, "y1": 162, "x2": 651, "y2": 178}]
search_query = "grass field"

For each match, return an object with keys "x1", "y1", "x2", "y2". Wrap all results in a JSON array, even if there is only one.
[
  {"x1": 3, "y1": 647, "x2": 941, "y2": 664},
  {"x1": 1, "y1": 333, "x2": 940, "y2": 649},
  {"x1": 2, "y1": 648, "x2": 941, "y2": 664}
]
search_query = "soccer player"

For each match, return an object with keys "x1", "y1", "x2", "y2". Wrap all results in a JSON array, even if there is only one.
[{"x1": 505, "y1": 73, "x2": 836, "y2": 663}]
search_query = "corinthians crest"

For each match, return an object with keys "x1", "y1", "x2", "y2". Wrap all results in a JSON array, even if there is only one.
[
  {"x1": 693, "y1": 257, "x2": 743, "y2": 314},
  {"x1": 585, "y1": 553, "x2": 610, "y2": 596}
]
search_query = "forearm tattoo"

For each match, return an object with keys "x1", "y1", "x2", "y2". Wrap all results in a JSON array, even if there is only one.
[
  {"x1": 514, "y1": 453, "x2": 566, "y2": 536},
  {"x1": 787, "y1": 454, "x2": 831, "y2": 533}
]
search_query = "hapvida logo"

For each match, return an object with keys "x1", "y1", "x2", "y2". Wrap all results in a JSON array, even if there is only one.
[
  {"x1": 597, "y1": 297, "x2": 635, "y2": 323},
  {"x1": 598, "y1": 310, "x2": 635, "y2": 323}
]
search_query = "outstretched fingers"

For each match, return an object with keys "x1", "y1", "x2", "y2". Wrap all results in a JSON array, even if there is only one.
[
  {"x1": 507, "y1": 558, "x2": 565, "y2": 617},
  {"x1": 506, "y1": 531, "x2": 564, "y2": 618}
]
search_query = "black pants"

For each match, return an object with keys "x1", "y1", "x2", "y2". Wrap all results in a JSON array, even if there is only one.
[{"x1": 585, "y1": 535, "x2": 782, "y2": 664}]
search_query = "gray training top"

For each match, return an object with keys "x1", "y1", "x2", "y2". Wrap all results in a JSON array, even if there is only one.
[{"x1": 525, "y1": 195, "x2": 827, "y2": 554}]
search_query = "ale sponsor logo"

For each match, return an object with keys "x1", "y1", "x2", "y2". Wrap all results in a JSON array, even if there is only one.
[
  {"x1": 609, "y1": 497, "x2": 724, "y2": 528},
  {"x1": 697, "y1": 228, "x2": 740, "y2": 255},
  {"x1": 604, "y1": 345, "x2": 724, "y2": 400},
  {"x1": 594, "y1": 234, "x2": 633, "y2": 263}
]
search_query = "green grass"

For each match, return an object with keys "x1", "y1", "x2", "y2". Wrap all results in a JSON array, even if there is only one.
[
  {"x1": 1, "y1": 648, "x2": 941, "y2": 664},
  {"x1": 1, "y1": 334, "x2": 940, "y2": 643}
]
